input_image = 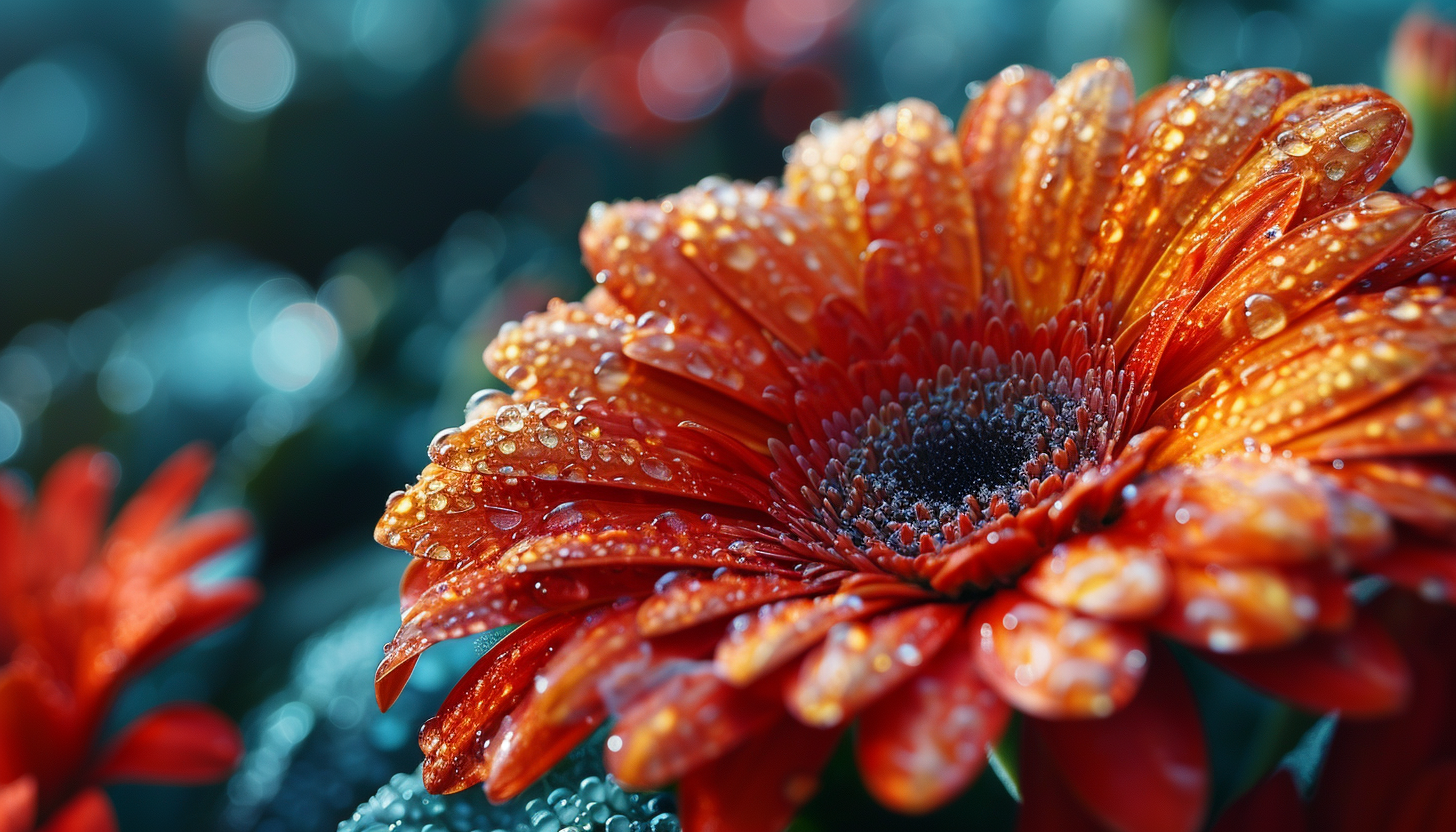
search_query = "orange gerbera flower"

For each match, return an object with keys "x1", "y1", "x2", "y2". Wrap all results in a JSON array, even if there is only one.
[
  {"x1": 376, "y1": 58, "x2": 1456, "y2": 832},
  {"x1": 0, "y1": 447, "x2": 257, "y2": 832}
]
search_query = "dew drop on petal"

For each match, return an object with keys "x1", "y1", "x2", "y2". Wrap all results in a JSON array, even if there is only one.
[
  {"x1": 495, "y1": 405, "x2": 526, "y2": 432},
  {"x1": 1242, "y1": 293, "x2": 1287, "y2": 339},
  {"x1": 1339, "y1": 130, "x2": 1373, "y2": 152}
]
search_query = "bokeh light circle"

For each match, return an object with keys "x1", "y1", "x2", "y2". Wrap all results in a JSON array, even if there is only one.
[
  {"x1": 0, "y1": 60, "x2": 91, "y2": 171},
  {"x1": 208, "y1": 21, "x2": 297, "y2": 117}
]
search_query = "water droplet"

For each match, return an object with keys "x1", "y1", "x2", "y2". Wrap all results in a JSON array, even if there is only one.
[
  {"x1": 725, "y1": 242, "x2": 758, "y2": 271},
  {"x1": 1242, "y1": 293, "x2": 1287, "y2": 339},
  {"x1": 783, "y1": 292, "x2": 814, "y2": 323},
  {"x1": 1324, "y1": 160, "x2": 1347, "y2": 181},
  {"x1": 495, "y1": 405, "x2": 526, "y2": 432},
  {"x1": 1276, "y1": 131, "x2": 1312, "y2": 157},
  {"x1": 593, "y1": 353, "x2": 630, "y2": 394},
  {"x1": 1339, "y1": 130, "x2": 1372, "y2": 152},
  {"x1": 640, "y1": 458, "x2": 673, "y2": 481}
]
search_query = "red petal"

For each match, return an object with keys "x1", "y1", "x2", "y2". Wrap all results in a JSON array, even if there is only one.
[
  {"x1": 971, "y1": 591, "x2": 1148, "y2": 720},
  {"x1": 135, "y1": 511, "x2": 252, "y2": 583},
  {"x1": 606, "y1": 664, "x2": 779, "y2": 790},
  {"x1": 1364, "y1": 544, "x2": 1456, "y2": 604},
  {"x1": 1209, "y1": 611, "x2": 1410, "y2": 717},
  {"x1": 713, "y1": 593, "x2": 901, "y2": 687},
  {"x1": 93, "y1": 703, "x2": 241, "y2": 784},
  {"x1": 119, "y1": 580, "x2": 260, "y2": 687},
  {"x1": 1329, "y1": 460, "x2": 1456, "y2": 538},
  {"x1": 33, "y1": 449, "x2": 117, "y2": 585},
  {"x1": 35, "y1": 790, "x2": 116, "y2": 832},
  {"x1": 1016, "y1": 724, "x2": 1106, "y2": 832},
  {"x1": 417, "y1": 613, "x2": 579, "y2": 793},
  {"x1": 1021, "y1": 532, "x2": 1170, "y2": 621},
  {"x1": 1039, "y1": 647, "x2": 1209, "y2": 832},
  {"x1": 1210, "y1": 770, "x2": 1306, "y2": 832},
  {"x1": 677, "y1": 714, "x2": 841, "y2": 832},
  {"x1": 1389, "y1": 763, "x2": 1456, "y2": 832},
  {"x1": 786, "y1": 603, "x2": 964, "y2": 727},
  {"x1": 855, "y1": 643, "x2": 1010, "y2": 814},
  {"x1": 0, "y1": 777, "x2": 36, "y2": 832},
  {"x1": 101, "y1": 444, "x2": 212, "y2": 566}
]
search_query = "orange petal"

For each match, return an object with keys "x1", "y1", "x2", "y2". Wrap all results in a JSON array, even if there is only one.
[
  {"x1": 377, "y1": 567, "x2": 656, "y2": 699},
  {"x1": 606, "y1": 664, "x2": 780, "y2": 790},
  {"x1": 660, "y1": 179, "x2": 863, "y2": 355},
  {"x1": 1151, "y1": 299, "x2": 1443, "y2": 465},
  {"x1": 1208, "y1": 610, "x2": 1410, "y2": 717},
  {"x1": 854, "y1": 642, "x2": 1009, "y2": 814},
  {"x1": 713, "y1": 593, "x2": 901, "y2": 687},
  {"x1": 786, "y1": 603, "x2": 964, "y2": 727},
  {"x1": 93, "y1": 703, "x2": 241, "y2": 784},
  {"x1": 580, "y1": 197, "x2": 794, "y2": 411},
  {"x1": 496, "y1": 511, "x2": 782, "y2": 574},
  {"x1": 783, "y1": 114, "x2": 873, "y2": 256},
  {"x1": 1205, "y1": 85, "x2": 1410, "y2": 227},
  {"x1": 637, "y1": 571, "x2": 822, "y2": 637},
  {"x1": 1093, "y1": 69, "x2": 1307, "y2": 315},
  {"x1": 1007, "y1": 58, "x2": 1133, "y2": 323},
  {"x1": 1154, "y1": 561, "x2": 1320, "y2": 652},
  {"x1": 1328, "y1": 459, "x2": 1456, "y2": 536},
  {"x1": 1038, "y1": 646, "x2": 1208, "y2": 832},
  {"x1": 484, "y1": 605, "x2": 650, "y2": 801},
  {"x1": 1286, "y1": 377, "x2": 1456, "y2": 460},
  {"x1": 958, "y1": 64, "x2": 1056, "y2": 285},
  {"x1": 1124, "y1": 454, "x2": 1392, "y2": 566},
  {"x1": 375, "y1": 463, "x2": 551, "y2": 563},
  {"x1": 677, "y1": 714, "x2": 841, "y2": 832},
  {"x1": 1021, "y1": 531, "x2": 1171, "y2": 620},
  {"x1": 428, "y1": 397, "x2": 769, "y2": 508},
  {"x1": 1360, "y1": 208, "x2": 1456, "y2": 291},
  {"x1": 1157, "y1": 192, "x2": 1426, "y2": 390},
  {"x1": 861, "y1": 100, "x2": 981, "y2": 315},
  {"x1": 971, "y1": 590, "x2": 1148, "y2": 719},
  {"x1": 417, "y1": 613, "x2": 579, "y2": 792}
]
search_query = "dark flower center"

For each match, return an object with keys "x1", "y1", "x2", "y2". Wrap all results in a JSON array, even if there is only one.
[{"x1": 818, "y1": 363, "x2": 1108, "y2": 558}]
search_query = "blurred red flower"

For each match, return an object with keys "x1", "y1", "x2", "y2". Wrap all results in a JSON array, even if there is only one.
[
  {"x1": 458, "y1": 0, "x2": 853, "y2": 139},
  {"x1": 379, "y1": 58, "x2": 1456, "y2": 831},
  {"x1": 0, "y1": 446, "x2": 257, "y2": 832}
]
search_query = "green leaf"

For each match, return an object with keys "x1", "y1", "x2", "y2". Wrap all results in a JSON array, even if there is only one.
[{"x1": 986, "y1": 714, "x2": 1022, "y2": 803}]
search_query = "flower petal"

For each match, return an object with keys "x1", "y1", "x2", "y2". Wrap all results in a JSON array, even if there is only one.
[
  {"x1": 1286, "y1": 378, "x2": 1456, "y2": 460},
  {"x1": 854, "y1": 642, "x2": 1009, "y2": 814},
  {"x1": 677, "y1": 714, "x2": 841, "y2": 832},
  {"x1": 971, "y1": 590, "x2": 1148, "y2": 719},
  {"x1": 1123, "y1": 454, "x2": 1391, "y2": 566},
  {"x1": 496, "y1": 511, "x2": 783, "y2": 574},
  {"x1": 786, "y1": 603, "x2": 964, "y2": 727},
  {"x1": 0, "y1": 777, "x2": 35, "y2": 832},
  {"x1": 606, "y1": 664, "x2": 780, "y2": 790},
  {"x1": 417, "y1": 613, "x2": 579, "y2": 792},
  {"x1": 93, "y1": 703, "x2": 241, "y2": 785},
  {"x1": 1021, "y1": 531, "x2": 1171, "y2": 621},
  {"x1": 958, "y1": 65, "x2": 1056, "y2": 285},
  {"x1": 101, "y1": 444, "x2": 212, "y2": 565},
  {"x1": 1363, "y1": 544, "x2": 1456, "y2": 604},
  {"x1": 1155, "y1": 561, "x2": 1322, "y2": 653},
  {"x1": 713, "y1": 593, "x2": 901, "y2": 687},
  {"x1": 580, "y1": 198, "x2": 795, "y2": 411},
  {"x1": 1092, "y1": 69, "x2": 1307, "y2": 315},
  {"x1": 1208, "y1": 611, "x2": 1410, "y2": 717},
  {"x1": 1328, "y1": 459, "x2": 1456, "y2": 537},
  {"x1": 1157, "y1": 192, "x2": 1426, "y2": 390},
  {"x1": 36, "y1": 790, "x2": 117, "y2": 832},
  {"x1": 117, "y1": 581, "x2": 259, "y2": 690},
  {"x1": 1007, "y1": 57, "x2": 1133, "y2": 323},
  {"x1": 1017, "y1": 724, "x2": 1108, "y2": 832},
  {"x1": 1038, "y1": 647, "x2": 1208, "y2": 832},
  {"x1": 1210, "y1": 770, "x2": 1306, "y2": 832},
  {"x1": 33, "y1": 448, "x2": 117, "y2": 587},
  {"x1": 637, "y1": 571, "x2": 823, "y2": 638},
  {"x1": 428, "y1": 398, "x2": 770, "y2": 508}
]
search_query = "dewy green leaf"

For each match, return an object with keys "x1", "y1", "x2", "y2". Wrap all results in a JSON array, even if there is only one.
[{"x1": 986, "y1": 714, "x2": 1022, "y2": 802}]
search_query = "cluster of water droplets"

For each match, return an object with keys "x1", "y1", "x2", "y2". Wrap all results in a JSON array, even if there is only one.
[{"x1": 337, "y1": 771, "x2": 678, "y2": 832}]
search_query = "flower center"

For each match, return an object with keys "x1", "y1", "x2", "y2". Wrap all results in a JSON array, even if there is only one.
[{"x1": 818, "y1": 363, "x2": 1110, "y2": 559}]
